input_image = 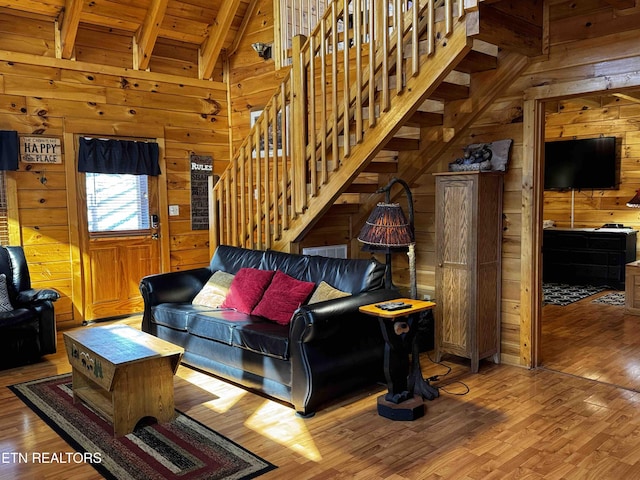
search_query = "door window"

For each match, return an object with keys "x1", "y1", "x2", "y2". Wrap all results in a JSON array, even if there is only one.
[{"x1": 85, "y1": 173, "x2": 150, "y2": 234}]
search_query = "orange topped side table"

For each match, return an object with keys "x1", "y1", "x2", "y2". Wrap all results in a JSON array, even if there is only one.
[{"x1": 360, "y1": 298, "x2": 438, "y2": 421}]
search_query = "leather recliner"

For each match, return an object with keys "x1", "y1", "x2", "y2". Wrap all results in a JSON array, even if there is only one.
[{"x1": 0, "y1": 246, "x2": 59, "y2": 369}]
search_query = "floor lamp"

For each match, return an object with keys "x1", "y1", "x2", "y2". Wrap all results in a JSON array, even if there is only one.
[{"x1": 357, "y1": 177, "x2": 417, "y2": 299}]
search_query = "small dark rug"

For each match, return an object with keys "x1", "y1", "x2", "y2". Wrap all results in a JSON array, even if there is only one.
[
  {"x1": 9, "y1": 374, "x2": 276, "y2": 480},
  {"x1": 543, "y1": 283, "x2": 606, "y2": 306},
  {"x1": 592, "y1": 292, "x2": 625, "y2": 306}
]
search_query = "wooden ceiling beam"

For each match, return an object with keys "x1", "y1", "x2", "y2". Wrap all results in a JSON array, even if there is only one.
[
  {"x1": 199, "y1": 0, "x2": 240, "y2": 80},
  {"x1": 134, "y1": 0, "x2": 169, "y2": 71},
  {"x1": 57, "y1": 0, "x2": 83, "y2": 59},
  {"x1": 228, "y1": 0, "x2": 258, "y2": 58}
]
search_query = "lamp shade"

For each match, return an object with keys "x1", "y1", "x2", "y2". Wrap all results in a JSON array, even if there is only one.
[
  {"x1": 627, "y1": 189, "x2": 640, "y2": 208},
  {"x1": 357, "y1": 202, "x2": 414, "y2": 247}
]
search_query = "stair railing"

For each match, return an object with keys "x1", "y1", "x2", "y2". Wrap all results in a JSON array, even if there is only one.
[{"x1": 211, "y1": 0, "x2": 477, "y2": 251}]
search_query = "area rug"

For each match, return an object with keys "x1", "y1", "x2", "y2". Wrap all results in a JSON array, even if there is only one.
[
  {"x1": 9, "y1": 374, "x2": 276, "y2": 480},
  {"x1": 592, "y1": 292, "x2": 625, "y2": 306},
  {"x1": 543, "y1": 283, "x2": 606, "y2": 306}
]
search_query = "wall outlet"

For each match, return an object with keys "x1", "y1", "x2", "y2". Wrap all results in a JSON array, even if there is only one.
[
  {"x1": 423, "y1": 294, "x2": 431, "y2": 301},
  {"x1": 169, "y1": 205, "x2": 180, "y2": 216}
]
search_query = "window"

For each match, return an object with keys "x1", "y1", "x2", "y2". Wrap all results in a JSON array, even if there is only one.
[{"x1": 86, "y1": 173, "x2": 150, "y2": 233}]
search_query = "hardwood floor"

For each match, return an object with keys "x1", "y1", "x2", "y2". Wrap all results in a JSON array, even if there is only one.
[
  {"x1": 541, "y1": 289, "x2": 640, "y2": 392},
  {"x1": 2, "y1": 311, "x2": 640, "y2": 479}
]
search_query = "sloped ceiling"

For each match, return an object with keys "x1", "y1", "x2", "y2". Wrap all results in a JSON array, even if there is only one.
[{"x1": 0, "y1": 0, "x2": 255, "y2": 80}]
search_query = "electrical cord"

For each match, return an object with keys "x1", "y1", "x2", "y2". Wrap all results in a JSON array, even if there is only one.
[{"x1": 424, "y1": 352, "x2": 470, "y2": 396}]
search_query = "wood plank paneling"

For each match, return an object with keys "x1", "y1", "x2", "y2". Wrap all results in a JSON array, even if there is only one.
[{"x1": 0, "y1": 20, "x2": 228, "y2": 327}]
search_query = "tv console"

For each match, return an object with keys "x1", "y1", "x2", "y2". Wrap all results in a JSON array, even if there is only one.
[{"x1": 543, "y1": 228, "x2": 637, "y2": 290}]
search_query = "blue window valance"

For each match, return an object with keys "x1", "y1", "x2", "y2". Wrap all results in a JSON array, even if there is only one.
[
  {"x1": 0, "y1": 131, "x2": 19, "y2": 171},
  {"x1": 78, "y1": 137, "x2": 160, "y2": 176}
]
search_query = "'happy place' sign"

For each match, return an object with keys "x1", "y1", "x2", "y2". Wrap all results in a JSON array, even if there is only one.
[{"x1": 20, "y1": 136, "x2": 62, "y2": 164}]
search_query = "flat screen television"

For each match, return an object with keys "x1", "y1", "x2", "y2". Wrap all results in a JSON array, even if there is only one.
[{"x1": 544, "y1": 136, "x2": 619, "y2": 190}]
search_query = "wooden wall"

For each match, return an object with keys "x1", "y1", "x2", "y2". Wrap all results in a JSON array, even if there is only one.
[
  {"x1": 543, "y1": 100, "x2": 640, "y2": 237},
  {"x1": 0, "y1": 13, "x2": 228, "y2": 327},
  {"x1": 228, "y1": 0, "x2": 282, "y2": 152}
]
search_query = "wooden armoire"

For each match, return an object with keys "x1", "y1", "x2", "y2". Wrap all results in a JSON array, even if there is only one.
[{"x1": 433, "y1": 171, "x2": 503, "y2": 373}]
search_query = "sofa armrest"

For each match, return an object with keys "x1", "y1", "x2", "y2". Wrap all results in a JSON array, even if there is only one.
[
  {"x1": 290, "y1": 288, "x2": 399, "y2": 343},
  {"x1": 15, "y1": 288, "x2": 60, "y2": 305},
  {"x1": 139, "y1": 268, "x2": 212, "y2": 307}
]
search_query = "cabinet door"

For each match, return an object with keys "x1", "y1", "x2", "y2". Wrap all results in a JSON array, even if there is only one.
[{"x1": 436, "y1": 178, "x2": 474, "y2": 356}]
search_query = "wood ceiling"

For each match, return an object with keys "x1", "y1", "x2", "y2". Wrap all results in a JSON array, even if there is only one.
[{"x1": 0, "y1": 0, "x2": 255, "y2": 80}]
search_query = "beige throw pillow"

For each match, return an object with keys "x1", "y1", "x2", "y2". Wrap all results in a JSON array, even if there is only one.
[
  {"x1": 308, "y1": 281, "x2": 351, "y2": 304},
  {"x1": 192, "y1": 271, "x2": 235, "y2": 308}
]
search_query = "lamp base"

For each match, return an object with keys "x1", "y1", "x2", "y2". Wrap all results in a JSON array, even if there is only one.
[{"x1": 376, "y1": 395, "x2": 425, "y2": 421}]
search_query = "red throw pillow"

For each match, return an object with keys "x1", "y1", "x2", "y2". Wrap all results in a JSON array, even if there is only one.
[
  {"x1": 252, "y1": 271, "x2": 316, "y2": 325},
  {"x1": 221, "y1": 268, "x2": 275, "y2": 314}
]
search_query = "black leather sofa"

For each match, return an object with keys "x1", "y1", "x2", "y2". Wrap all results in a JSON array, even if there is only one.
[
  {"x1": 0, "y1": 246, "x2": 59, "y2": 369},
  {"x1": 140, "y1": 245, "x2": 398, "y2": 416}
]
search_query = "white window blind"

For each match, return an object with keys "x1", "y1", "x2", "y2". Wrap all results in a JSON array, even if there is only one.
[{"x1": 86, "y1": 173, "x2": 150, "y2": 233}]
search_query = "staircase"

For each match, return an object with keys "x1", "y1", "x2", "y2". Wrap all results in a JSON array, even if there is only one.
[{"x1": 210, "y1": 0, "x2": 539, "y2": 253}]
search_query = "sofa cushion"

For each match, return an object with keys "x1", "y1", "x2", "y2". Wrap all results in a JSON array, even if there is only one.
[
  {"x1": 192, "y1": 270, "x2": 234, "y2": 308},
  {"x1": 222, "y1": 268, "x2": 275, "y2": 314},
  {"x1": 306, "y1": 255, "x2": 385, "y2": 294},
  {"x1": 187, "y1": 310, "x2": 289, "y2": 360},
  {"x1": 152, "y1": 303, "x2": 220, "y2": 331},
  {"x1": 252, "y1": 271, "x2": 315, "y2": 325},
  {"x1": 188, "y1": 310, "x2": 253, "y2": 345},
  {"x1": 308, "y1": 281, "x2": 351, "y2": 304},
  {"x1": 209, "y1": 245, "x2": 265, "y2": 274},
  {"x1": 232, "y1": 320, "x2": 290, "y2": 360}
]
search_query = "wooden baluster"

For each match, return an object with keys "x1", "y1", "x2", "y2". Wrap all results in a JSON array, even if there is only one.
[
  {"x1": 445, "y1": 0, "x2": 453, "y2": 36},
  {"x1": 247, "y1": 133, "x2": 254, "y2": 249},
  {"x1": 223, "y1": 172, "x2": 230, "y2": 246},
  {"x1": 368, "y1": 0, "x2": 376, "y2": 128},
  {"x1": 281, "y1": 82, "x2": 290, "y2": 231},
  {"x1": 411, "y1": 0, "x2": 418, "y2": 77},
  {"x1": 239, "y1": 146, "x2": 246, "y2": 247},
  {"x1": 291, "y1": 35, "x2": 308, "y2": 214},
  {"x1": 427, "y1": 0, "x2": 434, "y2": 55},
  {"x1": 395, "y1": 0, "x2": 403, "y2": 94},
  {"x1": 230, "y1": 156, "x2": 238, "y2": 246},
  {"x1": 320, "y1": 16, "x2": 328, "y2": 184},
  {"x1": 343, "y1": 0, "x2": 350, "y2": 158},
  {"x1": 355, "y1": 0, "x2": 363, "y2": 143},
  {"x1": 254, "y1": 123, "x2": 262, "y2": 249},
  {"x1": 381, "y1": 0, "x2": 389, "y2": 111},
  {"x1": 211, "y1": 176, "x2": 220, "y2": 250},
  {"x1": 272, "y1": 101, "x2": 280, "y2": 241},
  {"x1": 309, "y1": 35, "x2": 318, "y2": 195},
  {"x1": 331, "y1": 1, "x2": 339, "y2": 169},
  {"x1": 263, "y1": 107, "x2": 271, "y2": 249}
]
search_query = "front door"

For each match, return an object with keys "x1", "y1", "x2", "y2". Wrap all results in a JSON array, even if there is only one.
[{"x1": 80, "y1": 172, "x2": 161, "y2": 321}]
